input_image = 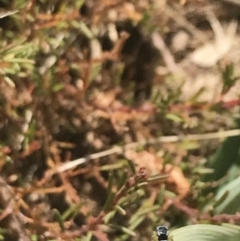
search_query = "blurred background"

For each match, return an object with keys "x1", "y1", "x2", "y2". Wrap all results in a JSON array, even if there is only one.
[{"x1": 0, "y1": 0, "x2": 240, "y2": 240}]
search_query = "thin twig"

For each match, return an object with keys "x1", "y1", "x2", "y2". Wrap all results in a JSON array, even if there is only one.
[{"x1": 57, "y1": 129, "x2": 240, "y2": 173}]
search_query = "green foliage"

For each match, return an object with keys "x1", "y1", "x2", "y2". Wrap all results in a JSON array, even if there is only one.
[{"x1": 220, "y1": 63, "x2": 239, "y2": 95}]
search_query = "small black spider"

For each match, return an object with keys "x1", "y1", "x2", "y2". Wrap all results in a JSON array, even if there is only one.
[{"x1": 156, "y1": 226, "x2": 168, "y2": 241}]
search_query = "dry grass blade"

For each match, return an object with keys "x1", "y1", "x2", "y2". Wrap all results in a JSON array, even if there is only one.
[
  {"x1": 0, "y1": 10, "x2": 18, "y2": 19},
  {"x1": 57, "y1": 129, "x2": 240, "y2": 173}
]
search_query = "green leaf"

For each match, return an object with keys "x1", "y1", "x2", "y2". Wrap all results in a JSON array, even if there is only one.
[
  {"x1": 107, "y1": 171, "x2": 114, "y2": 194},
  {"x1": 52, "y1": 83, "x2": 64, "y2": 92},
  {"x1": 166, "y1": 113, "x2": 183, "y2": 123},
  {"x1": 61, "y1": 202, "x2": 83, "y2": 221},
  {"x1": 212, "y1": 190, "x2": 229, "y2": 209},
  {"x1": 215, "y1": 176, "x2": 240, "y2": 214},
  {"x1": 115, "y1": 205, "x2": 126, "y2": 215},
  {"x1": 117, "y1": 171, "x2": 128, "y2": 190},
  {"x1": 169, "y1": 224, "x2": 240, "y2": 241},
  {"x1": 147, "y1": 174, "x2": 169, "y2": 182},
  {"x1": 78, "y1": 21, "x2": 94, "y2": 39},
  {"x1": 204, "y1": 134, "x2": 240, "y2": 182},
  {"x1": 127, "y1": 160, "x2": 136, "y2": 174},
  {"x1": 82, "y1": 232, "x2": 93, "y2": 241},
  {"x1": 109, "y1": 224, "x2": 136, "y2": 236},
  {"x1": 53, "y1": 209, "x2": 65, "y2": 231},
  {"x1": 31, "y1": 234, "x2": 38, "y2": 241},
  {"x1": 90, "y1": 62, "x2": 102, "y2": 82},
  {"x1": 221, "y1": 63, "x2": 239, "y2": 95},
  {"x1": 103, "y1": 192, "x2": 114, "y2": 212},
  {"x1": 129, "y1": 205, "x2": 160, "y2": 225},
  {"x1": 100, "y1": 161, "x2": 126, "y2": 171}
]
